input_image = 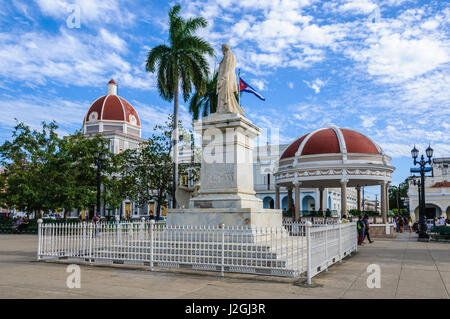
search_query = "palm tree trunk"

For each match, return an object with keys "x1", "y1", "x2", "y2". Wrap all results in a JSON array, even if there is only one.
[{"x1": 172, "y1": 77, "x2": 179, "y2": 208}]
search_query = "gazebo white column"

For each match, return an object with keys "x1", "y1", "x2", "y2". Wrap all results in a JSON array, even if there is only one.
[
  {"x1": 386, "y1": 182, "x2": 390, "y2": 219},
  {"x1": 340, "y1": 179, "x2": 348, "y2": 217},
  {"x1": 381, "y1": 181, "x2": 387, "y2": 224},
  {"x1": 319, "y1": 187, "x2": 324, "y2": 212},
  {"x1": 294, "y1": 182, "x2": 301, "y2": 221},
  {"x1": 275, "y1": 185, "x2": 280, "y2": 209},
  {"x1": 287, "y1": 186, "x2": 293, "y2": 210},
  {"x1": 356, "y1": 185, "x2": 361, "y2": 212}
]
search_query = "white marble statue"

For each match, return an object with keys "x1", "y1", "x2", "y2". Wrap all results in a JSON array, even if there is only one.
[{"x1": 216, "y1": 44, "x2": 245, "y2": 116}]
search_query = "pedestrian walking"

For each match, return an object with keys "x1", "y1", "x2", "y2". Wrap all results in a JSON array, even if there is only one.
[
  {"x1": 397, "y1": 216, "x2": 404, "y2": 233},
  {"x1": 408, "y1": 217, "x2": 413, "y2": 233},
  {"x1": 363, "y1": 214, "x2": 374, "y2": 243},
  {"x1": 357, "y1": 216, "x2": 366, "y2": 245}
]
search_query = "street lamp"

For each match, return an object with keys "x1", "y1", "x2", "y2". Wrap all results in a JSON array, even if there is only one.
[
  {"x1": 411, "y1": 176, "x2": 422, "y2": 209},
  {"x1": 93, "y1": 150, "x2": 106, "y2": 219},
  {"x1": 411, "y1": 144, "x2": 433, "y2": 240}
]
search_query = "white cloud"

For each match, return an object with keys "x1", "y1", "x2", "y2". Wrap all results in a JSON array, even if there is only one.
[
  {"x1": 99, "y1": 29, "x2": 127, "y2": 52},
  {"x1": 35, "y1": 0, "x2": 135, "y2": 26},
  {"x1": 337, "y1": 0, "x2": 378, "y2": 15},
  {"x1": 360, "y1": 115, "x2": 376, "y2": 128},
  {"x1": 362, "y1": 34, "x2": 449, "y2": 82},
  {"x1": 249, "y1": 79, "x2": 266, "y2": 91},
  {"x1": 303, "y1": 78, "x2": 325, "y2": 93},
  {"x1": 0, "y1": 28, "x2": 154, "y2": 90},
  {"x1": 299, "y1": 24, "x2": 347, "y2": 47},
  {"x1": 0, "y1": 95, "x2": 87, "y2": 137}
]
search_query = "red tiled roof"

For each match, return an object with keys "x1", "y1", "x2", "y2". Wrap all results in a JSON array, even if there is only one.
[
  {"x1": 84, "y1": 81, "x2": 140, "y2": 127},
  {"x1": 280, "y1": 127, "x2": 382, "y2": 159},
  {"x1": 280, "y1": 134, "x2": 308, "y2": 159},
  {"x1": 341, "y1": 128, "x2": 379, "y2": 154},
  {"x1": 302, "y1": 128, "x2": 340, "y2": 155},
  {"x1": 431, "y1": 182, "x2": 450, "y2": 188}
]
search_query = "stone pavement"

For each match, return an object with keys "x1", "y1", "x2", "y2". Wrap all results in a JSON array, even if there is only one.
[{"x1": 0, "y1": 232, "x2": 448, "y2": 299}]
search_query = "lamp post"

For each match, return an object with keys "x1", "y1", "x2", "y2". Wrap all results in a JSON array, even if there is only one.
[
  {"x1": 93, "y1": 150, "x2": 106, "y2": 219},
  {"x1": 411, "y1": 176, "x2": 422, "y2": 216},
  {"x1": 411, "y1": 144, "x2": 433, "y2": 240}
]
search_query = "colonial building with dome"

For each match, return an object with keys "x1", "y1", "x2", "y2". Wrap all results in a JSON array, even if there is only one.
[
  {"x1": 253, "y1": 125, "x2": 395, "y2": 222},
  {"x1": 78, "y1": 80, "x2": 153, "y2": 219},
  {"x1": 83, "y1": 80, "x2": 145, "y2": 153}
]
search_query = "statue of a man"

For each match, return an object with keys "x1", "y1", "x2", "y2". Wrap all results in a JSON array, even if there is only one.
[{"x1": 216, "y1": 44, "x2": 245, "y2": 116}]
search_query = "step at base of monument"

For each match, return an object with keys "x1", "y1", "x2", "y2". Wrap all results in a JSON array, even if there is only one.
[
  {"x1": 88, "y1": 239, "x2": 306, "y2": 277},
  {"x1": 77, "y1": 256, "x2": 299, "y2": 277}
]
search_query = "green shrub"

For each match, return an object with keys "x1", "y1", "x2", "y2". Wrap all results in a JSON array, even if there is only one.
[{"x1": 349, "y1": 210, "x2": 379, "y2": 217}]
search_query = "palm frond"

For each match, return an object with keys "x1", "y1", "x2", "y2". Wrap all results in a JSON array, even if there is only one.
[
  {"x1": 145, "y1": 45, "x2": 171, "y2": 73},
  {"x1": 185, "y1": 17, "x2": 208, "y2": 34},
  {"x1": 179, "y1": 36, "x2": 215, "y2": 57}
]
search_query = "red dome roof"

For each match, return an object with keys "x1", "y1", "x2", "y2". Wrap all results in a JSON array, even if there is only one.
[
  {"x1": 84, "y1": 81, "x2": 140, "y2": 127},
  {"x1": 280, "y1": 126, "x2": 382, "y2": 159}
]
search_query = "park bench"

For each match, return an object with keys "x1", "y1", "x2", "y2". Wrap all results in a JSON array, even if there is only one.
[{"x1": 429, "y1": 226, "x2": 450, "y2": 241}]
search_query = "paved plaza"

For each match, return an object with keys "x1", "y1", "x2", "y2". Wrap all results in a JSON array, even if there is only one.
[{"x1": 0, "y1": 232, "x2": 449, "y2": 299}]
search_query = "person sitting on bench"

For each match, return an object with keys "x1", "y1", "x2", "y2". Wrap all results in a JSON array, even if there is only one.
[{"x1": 15, "y1": 217, "x2": 29, "y2": 232}]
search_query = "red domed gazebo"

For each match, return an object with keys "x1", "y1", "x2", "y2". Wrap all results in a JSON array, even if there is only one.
[{"x1": 273, "y1": 125, "x2": 395, "y2": 222}]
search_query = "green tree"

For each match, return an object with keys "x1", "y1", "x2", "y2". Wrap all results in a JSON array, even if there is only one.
[
  {"x1": 118, "y1": 116, "x2": 197, "y2": 220},
  {"x1": 57, "y1": 131, "x2": 111, "y2": 220},
  {"x1": 102, "y1": 152, "x2": 132, "y2": 218},
  {"x1": 145, "y1": 3, "x2": 214, "y2": 208},
  {"x1": 0, "y1": 122, "x2": 113, "y2": 220},
  {"x1": 389, "y1": 178, "x2": 410, "y2": 211},
  {"x1": 0, "y1": 122, "x2": 62, "y2": 218}
]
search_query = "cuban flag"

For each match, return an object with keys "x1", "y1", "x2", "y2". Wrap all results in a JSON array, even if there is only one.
[{"x1": 239, "y1": 77, "x2": 265, "y2": 101}]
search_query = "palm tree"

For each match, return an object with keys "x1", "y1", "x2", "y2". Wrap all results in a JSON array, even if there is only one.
[
  {"x1": 189, "y1": 71, "x2": 218, "y2": 120},
  {"x1": 146, "y1": 4, "x2": 214, "y2": 208}
]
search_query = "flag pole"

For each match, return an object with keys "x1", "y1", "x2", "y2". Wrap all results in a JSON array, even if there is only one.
[{"x1": 237, "y1": 68, "x2": 241, "y2": 107}]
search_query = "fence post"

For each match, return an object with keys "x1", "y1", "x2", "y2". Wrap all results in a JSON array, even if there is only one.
[
  {"x1": 118, "y1": 222, "x2": 122, "y2": 243},
  {"x1": 306, "y1": 221, "x2": 312, "y2": 285},
  {"x1": 37, "y1": 219, "x2": 43, "y2": 260},
  {"x1": 324, "y1": 224, "x2": 328, "y2": 271},
  {"x1": 221, "y1": 223, "x2": 225, "y2": 277},
  {"x1": 89, "y1": 223, "x2": 93, "y2": 262},
  {"x1": 140, "y1": 217, "x2": 145, "y2": 240},
  {"x1": 149, "y1": 219, "x2": 155, "y2": 271},
  {"x1": 338, "y1": 220, "x2": 342, "y2": 262},
  {"x1": 82, "y1": 221, "x2": 86, "y2": 257}
]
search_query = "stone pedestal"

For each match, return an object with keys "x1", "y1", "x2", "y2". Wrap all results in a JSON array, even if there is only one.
[{"x1": 168, "y1": 113, "x2": 282, "y2": 227}]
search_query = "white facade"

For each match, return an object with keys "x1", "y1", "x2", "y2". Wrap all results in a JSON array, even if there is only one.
[{"x1": 408, "y1": 157, "x2": 450, "y2": 221}]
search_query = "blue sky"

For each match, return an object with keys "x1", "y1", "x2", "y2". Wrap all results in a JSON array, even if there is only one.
[{"x1": 0, "y1": 0, "x2": 449, "y2": 199}]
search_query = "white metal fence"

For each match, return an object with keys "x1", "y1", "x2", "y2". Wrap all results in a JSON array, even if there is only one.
[{"x1": 37, "y1": 220, "x2": 357, "y2": 283}]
